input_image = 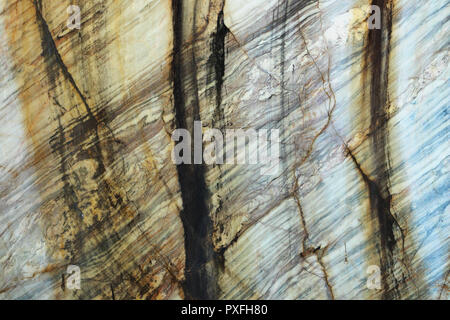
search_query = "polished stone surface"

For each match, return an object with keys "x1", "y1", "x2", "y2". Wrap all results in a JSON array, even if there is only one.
[{"x1": 0, "y1": 0, "x2": 448, "y2": 299}]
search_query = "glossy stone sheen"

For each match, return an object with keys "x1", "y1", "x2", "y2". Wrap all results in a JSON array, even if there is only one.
[{"x1": 0, "y1": 0, "x2": 448, "y2": 299}]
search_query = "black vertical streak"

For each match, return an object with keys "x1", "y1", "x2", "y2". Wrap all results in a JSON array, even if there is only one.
[
  {"x1": 61, "y1": 273, "x2": 66, "y2": 292},
  {"x1": 171, "y1": 0, "x2": 221, "y2": 300},
  {"x1": 363, "y1": 0, "x2": 403, "y2": 299},
  {"x1": 110, "y1": 283, "x2": 115, "y2": 300},
  {"x1": 210, "y1": 8, "x2": 229, "y2": 131},
  {"x1": 208, "y1": 3, "x2": 228, "y2": 268},
  {"x1": 190, "y1": 0, "x2": 203, "y2": 123}
]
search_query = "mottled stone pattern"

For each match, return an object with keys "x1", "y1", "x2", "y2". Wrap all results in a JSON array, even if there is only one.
[{"x1": 0, "y1": 0, "x2": 448, "y2": 300}]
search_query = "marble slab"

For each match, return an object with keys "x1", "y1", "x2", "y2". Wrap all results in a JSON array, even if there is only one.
[{"x1": 0, "y1": 0, "x2": 448, "y2": 299}]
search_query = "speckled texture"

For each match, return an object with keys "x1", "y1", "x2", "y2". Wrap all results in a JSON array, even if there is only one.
[{"x1": 0, "y1": 0, "x2": 448, "y2": 300}]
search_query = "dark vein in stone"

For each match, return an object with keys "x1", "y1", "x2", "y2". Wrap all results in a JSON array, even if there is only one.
[
  {"x1": 171, "y1": 0, "x2": 221, "y2": 300},
  {"x1": 362, "y1": 0, "x2": 405, "y2": 299}
]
